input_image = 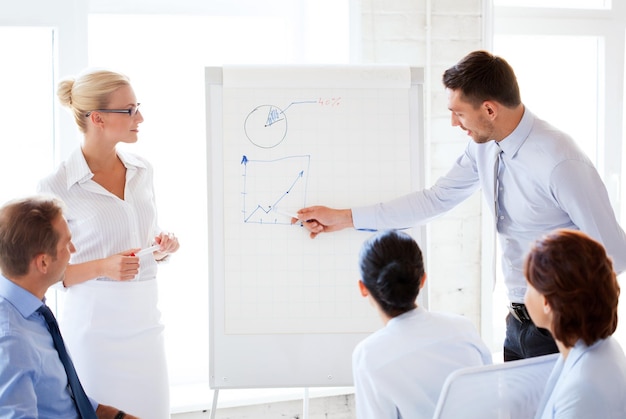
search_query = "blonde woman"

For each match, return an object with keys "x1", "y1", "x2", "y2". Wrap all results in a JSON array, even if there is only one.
[{"x1": 38, "y1": 69, "x2": 179, "y2": 419}]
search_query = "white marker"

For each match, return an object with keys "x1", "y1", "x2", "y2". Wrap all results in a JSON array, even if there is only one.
[
  {"x1": 135, "y1": 244, "x2": 161, "y2": 257},
  {"x1": 272, "y1": 207, "x2": 299, "y2": 220}
]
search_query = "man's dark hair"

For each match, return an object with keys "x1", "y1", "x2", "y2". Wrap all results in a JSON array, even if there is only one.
[{"x1": 442, "y1": 50, "x2": 521, "y2": 108}]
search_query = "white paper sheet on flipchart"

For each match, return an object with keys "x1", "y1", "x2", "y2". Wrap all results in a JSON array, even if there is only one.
[{"x1": 220, "y1": 65, "x2": 413, "y2": 335}]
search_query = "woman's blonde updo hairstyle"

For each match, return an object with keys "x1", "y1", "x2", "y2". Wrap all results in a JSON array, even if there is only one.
[{"x1": 57, "y1": 69, "x2": 131, "y2": 133}]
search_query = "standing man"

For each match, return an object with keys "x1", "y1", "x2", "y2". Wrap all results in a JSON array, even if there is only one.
[
  {"x1": 296, "y1": 50, "x2": 626, "y2": 361},
  {"x1": 0, "y1": 196, "x2": 139, "y2": 418}
]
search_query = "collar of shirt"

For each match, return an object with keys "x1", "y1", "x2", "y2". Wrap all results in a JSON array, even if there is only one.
[
  {"x1": 496, "y1": 107, "x2": 535, "y2": 159},
  {"x1": 0, "y1": 274, "x2": 44, "y2": 319},
  {"x1": 386, "y1": 306, "x2": 425, "y2": 327},
  {"x1": 64, "y1": 147, "x2": 148, "y2": 190},
  {"x1": 560, "y1": 338, "x2": 603, "y2": 375}
]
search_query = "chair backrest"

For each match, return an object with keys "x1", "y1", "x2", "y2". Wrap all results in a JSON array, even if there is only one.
[{"x1": 432, "y1": 353, "x2": 559, "y2": 419}]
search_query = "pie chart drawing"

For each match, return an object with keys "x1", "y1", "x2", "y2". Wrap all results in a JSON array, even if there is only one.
[{"x1": 244, "y1": 104, "x2": 287, "y2": 149}]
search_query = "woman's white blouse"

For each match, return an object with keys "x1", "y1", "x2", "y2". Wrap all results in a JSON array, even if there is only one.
[
  {"x1": 36, "y1": 147, "x2": 171, "y2": 418},
  {"x1": 38, "y1": 148, "x2": 160, "y2": 281},
  {"x1": 352, "y1": 307, "x2": 492, "y2": 419},
  {"x1": 535, "y1": 337, "x2": 626, "y2": 419}
]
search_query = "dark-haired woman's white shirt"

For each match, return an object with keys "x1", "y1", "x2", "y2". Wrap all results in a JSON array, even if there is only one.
[
  {"x1": 535, "y1": 337, "x2": 626, "y2": 419},
  {"x1": 352, "y1": 306, "x2": 492, "y2": 418}
]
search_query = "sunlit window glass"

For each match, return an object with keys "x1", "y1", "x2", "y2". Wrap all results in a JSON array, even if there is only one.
[
  {"x1": 494, "y1": 35, "x2": 602, "y2": 165},
  {"x1": 0, "y1": 27, "x2": 55, "y2": 205}
]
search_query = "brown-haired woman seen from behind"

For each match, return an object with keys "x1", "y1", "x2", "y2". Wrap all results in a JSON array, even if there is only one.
[{"x1": 525, "y1": 229, "x2": 626, "y2": 419}]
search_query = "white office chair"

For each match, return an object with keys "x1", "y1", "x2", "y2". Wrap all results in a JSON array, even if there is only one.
[{"x1": 432, "y1": 353, "x2": 559, "y2": 419}]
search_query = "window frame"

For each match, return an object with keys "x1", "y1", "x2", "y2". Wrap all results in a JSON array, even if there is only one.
[{"x1": 0, "y1": 0, "x2": 89, "y2": 162}]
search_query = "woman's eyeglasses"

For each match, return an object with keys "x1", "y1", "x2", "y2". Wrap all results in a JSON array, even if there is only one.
[{"x1": 85, "y1": 103, "x2": 141, "y2": 117}]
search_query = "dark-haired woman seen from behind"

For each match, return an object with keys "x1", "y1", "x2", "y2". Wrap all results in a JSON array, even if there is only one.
[
  {"x1": 525, "y1": 229, "x2": 626, "y2": 419},
  {"x1": 352, "y1": 230, "x2": 492, "y2": 419}
]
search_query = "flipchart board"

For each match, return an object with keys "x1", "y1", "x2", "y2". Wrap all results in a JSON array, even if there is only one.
[{"x1": 206, "y1": 65, "x2": 425, "y2": 389}]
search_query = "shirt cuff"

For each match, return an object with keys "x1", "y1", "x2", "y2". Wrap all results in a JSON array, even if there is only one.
[{"x1": 351, "y1": 205, "x2": 377, "y2": 230}]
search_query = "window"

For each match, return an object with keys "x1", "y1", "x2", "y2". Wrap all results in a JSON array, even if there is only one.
[
  {"x1": 494, "y1": 35, "x2": 601, "y2": 163},
  {"x1": 0, "y1": 26, "x2": 58, "y2": 305},
  {"x1": 0, "y1": 27, "x2": 55, "y2": 204},
  {"x1": 491, "y1": 2, "x2": 626, "y2": 350}
]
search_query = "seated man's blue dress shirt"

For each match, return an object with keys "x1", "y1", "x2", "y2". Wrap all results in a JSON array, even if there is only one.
[{"x1": 0, "y1": 274, "x2": 98, "y2": 418}]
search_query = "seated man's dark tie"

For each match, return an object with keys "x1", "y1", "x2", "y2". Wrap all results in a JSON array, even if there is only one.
[{"x1": 38, "y1": 304, "x2": 97, "y2": 419}]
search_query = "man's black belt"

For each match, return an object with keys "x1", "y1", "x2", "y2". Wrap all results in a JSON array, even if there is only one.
[{"x1": 509, "y1": 302, "x2": 532, "y2": 323}]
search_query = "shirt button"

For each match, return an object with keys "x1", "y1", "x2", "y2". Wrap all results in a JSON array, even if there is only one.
[{"x1": 500, "y1": 216, "x2": 505, "y2": 220}]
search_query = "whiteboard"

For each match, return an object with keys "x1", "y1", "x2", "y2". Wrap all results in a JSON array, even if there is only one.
[{"x1": 206, "y1": 65, "x2": 425, "y2": 389}]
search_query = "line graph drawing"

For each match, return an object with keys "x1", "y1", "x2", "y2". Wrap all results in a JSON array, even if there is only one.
[
  {"x1": 244, "y1": 100, "x2": 317, "y2": 149},
  {"x1": 240, "y1": 154, "x2": 311, "y2": 224}
]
